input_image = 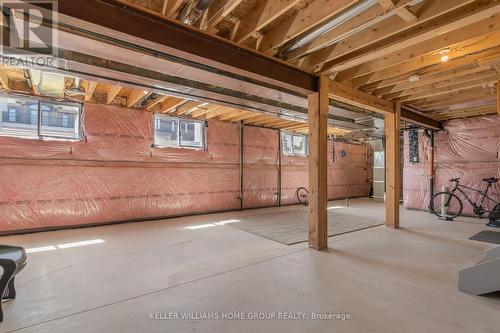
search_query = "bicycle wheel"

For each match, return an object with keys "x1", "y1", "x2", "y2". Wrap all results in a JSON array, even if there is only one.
[
  {"x1": 296, "y1": 187, "x2": 309, "y2": 207},
  {"x1": 429, "y1": 192, "x2": 463, "y2": 219}
]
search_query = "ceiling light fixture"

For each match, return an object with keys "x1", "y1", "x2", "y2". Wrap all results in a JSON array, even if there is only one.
[
  {"x1": 439, "y1": 49, "x2": 450, "y2": 62},
  {"x1": 409, "y1": 74, "x2": 420, "y2": 82}
]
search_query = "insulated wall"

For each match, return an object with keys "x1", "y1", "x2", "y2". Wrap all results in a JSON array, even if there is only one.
[
  {"x1": 280, "y1": 141, "x2": 373, "y2": 205},
  {"x1": 403, "y1": 115, "x2": 500, "y2": 215},
  {"x1": 0, "y1": 103, "x2": 373, "y2": 233},
  {"x1": 0, "y1": 104, "x2": 241, "y2": 233},
  {"x1": 242, "y1": 126, "x2": 279, "y2": 209}
]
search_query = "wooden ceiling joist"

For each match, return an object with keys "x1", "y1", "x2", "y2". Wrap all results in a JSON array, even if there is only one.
[
  {"x1": 314, "y1": 0, "x2": 499, "y2": 73},
  {"x1": 106, "y1": 85, "x2": 122, "y2": 105},
  {"x1": 329, "y1": 80, "x2": 395, "y2": 115},
  {"x1": 127, "y1": 90, "x2": 148, "y2": 108},
  {"x1": 84, "y1": 81, "x2": 97, "y2": 102},
  {"x1": 284, "y1": 0, "x2": 420, "y2": 62},
  {"x1": 430, "y1": 103, "x2": 497, "y2": 120},
  {"x1": 159, "y1": 97, "x2": 186, "y2": 113},
  {"x1": 257, "y1": 0, "x2": 359, "y2": 54},
  {"x1": 336, "y1": 14, "x2": 500, "y2": 82},
  {"x1": 205, "y1": 0, "x2": 244, "y2": 32},
  {"x1": 233, "y1": 0, "x2": 300, "y2": 44}
]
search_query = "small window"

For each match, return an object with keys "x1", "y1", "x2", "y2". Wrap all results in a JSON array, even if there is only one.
[
  {"x1": 0, "y1": 97, "x2": 39, "y2": 138},
  {"x1": 154, "y1": 114, "x2": 205, "y2": 149},
  {"x1": 40, "y1": 102, "x2": 81, "y2": 139},
  {"x1": 0, "y1": 96, "x2": 81, "y2": 140},
  {"x1": 282, "y1": 132, "x2": 308, "y2": 156}
]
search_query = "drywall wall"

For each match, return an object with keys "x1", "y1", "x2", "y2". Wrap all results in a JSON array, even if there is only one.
[
  {"x1": 0, "y1": 103, "x2": 372, "y2": 234},
  {"x1": 403, "y1": 115, "x2": 500, "y2": 215}
]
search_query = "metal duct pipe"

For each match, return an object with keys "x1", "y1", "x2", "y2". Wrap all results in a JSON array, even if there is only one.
[
  {"x1": 279, "y1": 0, "x2": 427, "y2": 57},
  {"x1": 177, "y1": 0, "x2": 214, "y2": 25},
  {"x1": 279, "y1": 0, "x2": 379, "y2": 57}
]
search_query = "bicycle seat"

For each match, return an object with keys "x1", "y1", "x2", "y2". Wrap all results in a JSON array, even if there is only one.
[
  {"x1": 482, "y1": 177, "x2": 499, "y2": 184},
  {"x1": 450, "y1": 178, "x2": 460, "y2": 182}
]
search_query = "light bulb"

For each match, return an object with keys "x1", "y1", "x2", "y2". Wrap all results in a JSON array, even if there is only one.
[{"x1": 440, "y1": 55, "x2": 449, "y2": 62}]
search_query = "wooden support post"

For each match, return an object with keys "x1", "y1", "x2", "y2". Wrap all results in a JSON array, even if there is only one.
[
  {"x1": 497, "y1": 80, "x2": 499, "y2": 114},
  {"x1": 384, "y1": 102, "x2": 401, "y2": 228},
  {"x1": 308, "y1": 76, "x2": 329, "y2": 250}
]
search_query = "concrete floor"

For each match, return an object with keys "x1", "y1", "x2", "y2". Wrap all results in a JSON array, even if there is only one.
[{"x1": 1, "y1": 198, "x2": 499, "y2": 333}]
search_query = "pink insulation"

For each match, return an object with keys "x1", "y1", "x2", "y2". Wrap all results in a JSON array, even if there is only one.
[
  {"x1": 0, "y1": 104, "x2": 241, "y2": 233},
  {"x1": 403, "y1": 115, "x2": 500, "y2": 215},
  {"x1": 242, "y1": 126, "x2": 279, "y2": 209},
  {"x1": 403, "y1": 130, "x2": 431, "y2": 210},
  {"x1": 0, "y1": 103, "x2": 373, "y2": 234},
  {"x1": 281, "y1": 141, "x2": 373, "y2": 205}
]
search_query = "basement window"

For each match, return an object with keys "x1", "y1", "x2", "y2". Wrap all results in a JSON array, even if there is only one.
[
  {"x1": 282, "y1": 132, "x2": 308, "y2": 156},
  {"x1": 154, "y1": 114, "x2": 205, "y2": 149},
  {"x1": 0, "y1": 96, "x2": 82, "y2": 140}
]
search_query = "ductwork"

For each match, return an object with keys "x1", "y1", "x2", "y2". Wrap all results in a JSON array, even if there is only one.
[
  {"x1": 177, "y1": 0, "x2": 215, "y2": 25},
  {"x1": 279, "y1": 0, "x2": 427, "y2": 58},
  {"x1": 27, "y1": 70, "x2": 66, "y2": 97}
]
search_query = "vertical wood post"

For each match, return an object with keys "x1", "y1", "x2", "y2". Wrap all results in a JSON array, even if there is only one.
[
  {"x1": 308, "y1": 76, "x2": 329, "y2": 250},
  {"x1": 384, "y1": 102, "x2": 401, "y2": 228},
  {"x1": 497, "y1": 80, "x2": 499, "y2": 114}
]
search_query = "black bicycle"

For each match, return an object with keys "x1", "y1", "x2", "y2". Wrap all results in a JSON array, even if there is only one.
[
  {"x1": 296, "y1": 187, "x2": 309, "y2": 206},
  {"x1": 429, "y1": 177, "x2": 499, "y2": 219}
]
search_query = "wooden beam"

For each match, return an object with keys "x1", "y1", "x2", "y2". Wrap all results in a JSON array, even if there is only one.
[
  {"x1": 285, "y1": 0, "x2": 419, "y2": 62},
  {"x1": 159, "y1": 97, "x2": 185, "y2": 113},
  {"x1": 308, "y1": 76, "x2": 329, "y2": 250},
  {"x1": 351, "y1": 32, "x2": 500, "y2": 88},
  {"x1": 234, "y1": 0, "x2": 299, "y2": 44},
  {"x1": 302, "y1": 0, "x2": 475, "y2": 70},
  {"x1": 400, "y1": 108, "x2": 442, "y2": 130},
  {"x1": 0, "y1": 70, "x2": 9, "y2": 90},
  {"x1": 106, "y1": 85, "x2": 122, "y2": 105},
  {"x1": 127, "y1": 89, "x2": 148, "y2": 108},
  {"x1": 385, "y1": 102, "x2": 401, "y2": 229},
  {"x1": 336, "y1": 13, "x2": 500, "y2": 82},
  {"x1": 497, "y1": 80, "x2": 500, "y2": 114},
  {"x1": 50, "y1": 0, "x2": 317, "y2": 94},
  {"x1": 176, "y1": 101, "x2": 205, "y2": 115},
  {"x1": 144, "y1": 95, "x2": 167, "y2": 110},
  {"x1": 205, "y1": 0, "x2": 244, "y2": 32},
  {"x1": 84, "y1": 81, "x2": 97, "y2": 102},
  {"x1": 162, "y1": 0, "x2": 184, "y2": 17},
  {"x1": 430, "y1": 104, "x2": 497, "y2": 120},
  {"x1": 317, "y1": 0, "x2": 498, "y2": 73},
  {"x1": 329, "y1": 80, "x2": 395, "y2": 114},
  {"x1": 394, "y1": 6, "x2": 418, "y2": 23},
  {"x1": 258, "y1": 0, "x2": 358, "y2": 54},
  {"x1": 371, "y1": 63, "x2": 494, "y2": 97},
  {"x1": 401, "y1": 78, "x2": 499, "y2": 103}
]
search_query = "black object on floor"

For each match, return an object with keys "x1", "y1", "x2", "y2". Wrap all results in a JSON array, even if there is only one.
[
  {"x1": 0, "y1": 245, "x2": 27, "y2": 322},
  {"x1": 487, "y1": 204, "x2": 500, "y2": 228},
  {"x1": 469, "y1": 230, "x2": 500, "y2": 244}
]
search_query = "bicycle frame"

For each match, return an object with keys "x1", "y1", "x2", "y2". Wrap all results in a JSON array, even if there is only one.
[{"x1": 448, "y1": 181, "x2": 499, "y2": 212}]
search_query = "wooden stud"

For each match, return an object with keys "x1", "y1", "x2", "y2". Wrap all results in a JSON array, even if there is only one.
[
  {"x1": 497, "y1": 80, "x2": 500, "y2": 114},
  {"x1": 308, "y1": 75, "x2": 329, "y2": 250},
  {"x1": 384, "y1": 102, "x2": 401, "y2": 229}
]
